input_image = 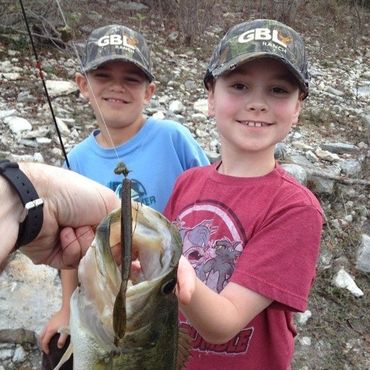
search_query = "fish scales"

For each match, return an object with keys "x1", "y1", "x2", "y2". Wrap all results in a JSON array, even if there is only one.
[{"x1": 69, "y1": 201, "x2": 183, "y2": 369}]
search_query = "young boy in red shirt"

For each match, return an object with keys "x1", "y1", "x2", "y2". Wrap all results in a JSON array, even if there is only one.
[{"x1": 166, "y1": 19, "x2": 323, "y2": 369}]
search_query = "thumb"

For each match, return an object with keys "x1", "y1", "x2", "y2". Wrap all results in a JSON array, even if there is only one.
[{"x1": 57, "y1": 332, "x2": 69, "y2": 349}]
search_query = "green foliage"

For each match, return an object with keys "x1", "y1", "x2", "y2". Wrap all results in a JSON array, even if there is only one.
[
  {"x1": 129, "y1": 13, "x2": 147, "y2": 31},
  {"x1": 8, "y1": 35, "x2": 28, "y2": 51}
]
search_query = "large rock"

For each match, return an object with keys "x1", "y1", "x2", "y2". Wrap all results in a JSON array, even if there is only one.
[{"x1": 0, "y1": 252, "x2": 61, "y2": 337}]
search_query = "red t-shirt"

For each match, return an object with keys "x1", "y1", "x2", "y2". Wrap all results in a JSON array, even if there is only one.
[{"x1": 164, "y1": 163, "x2": 323, "y2": 370}]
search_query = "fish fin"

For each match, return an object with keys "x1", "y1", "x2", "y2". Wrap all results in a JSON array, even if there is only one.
[
  {"x1": 176, "y1": 325, "x2": 192, "y2": 370},
  {"x1": 52, "y1": 342, "x2": 73, "y2": 370}
]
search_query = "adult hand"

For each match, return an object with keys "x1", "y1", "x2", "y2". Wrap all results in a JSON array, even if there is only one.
[{"x1": 1, "y1": 162, "x2": 120, "y2": 268}]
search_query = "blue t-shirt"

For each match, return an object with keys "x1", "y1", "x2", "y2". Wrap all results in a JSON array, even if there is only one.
[{"x1": 66, "y1": 117, "x2": 209, "y2": 212}]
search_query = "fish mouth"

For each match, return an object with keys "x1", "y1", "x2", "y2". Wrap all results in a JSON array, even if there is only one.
[
  {"x1": 74, "y1": 202, "x2": 181, "y2": 352},
  {"x1": 109, "y1": 203, "x2": 178, "y2": 285},
  {"x1": 128, "y1": 205, "x2": 177, "y2": 284},
  {"x1": 237, "y1": 120, "x2": 272, "y2": 127}
]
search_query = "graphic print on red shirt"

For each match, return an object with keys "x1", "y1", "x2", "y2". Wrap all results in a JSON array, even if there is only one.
[{"x1": 176, "y1": 199, "x2": 256, "y2": 356}]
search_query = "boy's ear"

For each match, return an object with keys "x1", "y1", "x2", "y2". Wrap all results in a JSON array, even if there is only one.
[
  {"x1": 144, "y1": 82, "x2": 156, "y2": 104},
  {"x1": 207, "y1": 89, "x2": 215, "y2": 118},
  {"x1": 292, "y1": 98, "x2": 303, "y2": 125},
  {"x1": 75, "y1": 73, "x2": 89, "y2": 100}
]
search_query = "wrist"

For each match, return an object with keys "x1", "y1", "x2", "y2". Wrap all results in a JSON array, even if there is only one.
[
  {"x1": 0, "y1": 173, "x2": 24, "y2": 219},
  {"x1": 0, "y1": 175, "x2": 23, "y2": 258},
  {"x1": 60, "y1": 303, "x2": 71, "y2": 313},
  {"x1": 0, "y1": 161, "x2": 44, "y2": 248}
]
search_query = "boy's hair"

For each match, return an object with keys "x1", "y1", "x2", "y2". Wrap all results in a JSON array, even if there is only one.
[
  {"x1": 204, "y1": 19, "x2": 309, "y2": 99},
  {"x1": 81, "y1": 24, "x2": 154, "y2": 82}
]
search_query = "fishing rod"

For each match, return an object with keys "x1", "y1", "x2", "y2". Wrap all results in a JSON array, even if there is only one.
[{"x1": 18, "y1": 0, "x2": 70, "y2": 169}]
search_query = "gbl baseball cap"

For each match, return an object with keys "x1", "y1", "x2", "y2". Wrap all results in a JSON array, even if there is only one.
[
  {"x1": 204, "y1": 19, "x2": 309, "y2": 98},
  {"x1": 81, "y1": 24, "x2": 154, "y2": 81}
]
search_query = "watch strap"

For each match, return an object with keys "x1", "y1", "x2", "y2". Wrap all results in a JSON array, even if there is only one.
[{"x1": 0, "y1": 160, "x2": 44, "y2": 248}]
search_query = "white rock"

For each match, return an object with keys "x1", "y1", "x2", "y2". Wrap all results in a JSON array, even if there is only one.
[
  {"x1": 152, "y1": 111, "x2": 165, "y2": 120},
  {"x1": 56, "y1": 117, "x2": 71, "y2": 135},
  {"x1": 292, "y1": 141, "x2": 313, "y2": 150},
  {"x1": 296, "y1": 310, "x2": 312, "y2": 325},
  {"x1": 299, "y1": 336, "x2": 312, "y2": 346},
  {"x1": 191, "y1": 113, "x2": 207, "y2": 122},
  {"x1": 12, "y1": 346, "x2": 26, "y2": 363},
  {"x1": 193, "y1": 99, "x2": 209, "y2": 116},
  {"x1": 36, "y1": 137, "x2": 52, "y2": 144},
  {"x1": 306, "y1": 150, "x2": 318, "y2": 163},
  {"x1": 356, "y1": 234, "x2": 370, "y2": 273},
  {"x1": 158, "y1": 95, "x2": 169, "y2": 104},
  {"x1": 315, "y1": 148, "x2": 340, "y2": 162},
  {"x1": 169, "y1": 100, "x2": 185, "y2": 114},
  {"x1": 33, "y1": 152, "x2": 45, "y2": 162},
  {"x1": 333, "y1": 268, "x2": 364, "y2": 297},
  {"x1": 45, "y1": 80, "x2": 78, "y2": 98},
  {"x1": 0, "y1": 252, "x2": 62, "y2": 335},
  {"x1": 0, "y1": 109, "x2": 17, "y2": 119},
  {"x1": 1, "y1": 72, "x2": 21, "y2": 80},
  {"x1": 0, "y1": 348, "x2": 13, "y2": 361},
  {"x1": 3, "y1": 116, "x2": 32, "y2": 134}
]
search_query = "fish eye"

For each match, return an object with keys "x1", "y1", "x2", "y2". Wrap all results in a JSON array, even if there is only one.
[{"x1": 161, "y1": 278, "x2": 177, "y2": 295}]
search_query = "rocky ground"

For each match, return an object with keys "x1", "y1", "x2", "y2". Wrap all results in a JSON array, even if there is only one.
[{"x1": 0, "y1": 1, "x2": 369, "y2": 369}]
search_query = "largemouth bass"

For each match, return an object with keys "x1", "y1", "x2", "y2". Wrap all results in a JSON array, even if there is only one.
[{"x1": 68, "y1": 201, "x2": 185, "y2": 369}]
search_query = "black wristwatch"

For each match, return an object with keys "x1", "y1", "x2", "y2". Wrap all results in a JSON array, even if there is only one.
[{"x1": 0, "y1": 160, "x2": 44, "y2": 248}]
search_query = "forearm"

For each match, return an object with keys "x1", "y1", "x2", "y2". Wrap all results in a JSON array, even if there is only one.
[
  {"x1": 179, "y1": 279, "x2": 245, "y2": 344},
  {"x1": 179, "y1": 279, "x2": 272, "y2": 344},
  {"x1": 60, "y1": 269, "x2": 79, "y2": 311},
  {"x1": 0, "y1": 176, "x2": 23, "y2": 260}
]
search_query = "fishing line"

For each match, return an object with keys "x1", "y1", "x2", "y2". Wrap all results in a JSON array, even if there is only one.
[
  {"x1": 53, "y1": 2, "x2": 136, "y2": 306},
  {"x1": 18, "y1": 0, "x2": 71, "y2": 169},
  {"x1": 53, "y1": 0, "x2": 129, "y2": 163}
]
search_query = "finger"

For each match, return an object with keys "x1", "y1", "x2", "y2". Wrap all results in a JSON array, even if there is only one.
[
  {"x1": 176, "y1": 256, "x2": 196, "y2": 305},
  {"x1": 40, "y1": 330, "x2": 53, "y2": 354},
  {"x1": 57, "y1": 332, "x2": 69, "y2": 348},
  {"x1": 75, "y1": 225, "x2": 95, "y2": 250},
  {"x1": 176, "y1": 283, "x2": 191, "y2": 305},
  {"x1": 60, "y1": 226, "x2": 94, "y2": 268},
  {"x1": 131, "y1": 260, "x2": 141, "y2": 271},
  {"x1": 39, "y1": 327, "x2": 46, "y2": 341}
]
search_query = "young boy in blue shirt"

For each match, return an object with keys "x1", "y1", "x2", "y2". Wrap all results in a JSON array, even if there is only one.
[{"x1": 40, "y1": 24, "x2": 209, "y2": 369}]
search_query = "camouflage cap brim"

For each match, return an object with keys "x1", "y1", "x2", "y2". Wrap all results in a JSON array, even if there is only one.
[{"x1": 82, "y1": 55, "x2": 155, "y2": 82}]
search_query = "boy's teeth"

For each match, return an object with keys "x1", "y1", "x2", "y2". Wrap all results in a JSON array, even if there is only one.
[
  {"x1": 107, "y1": 98, "x2": 124, "y2": 103},
  {"x1": 241, "y1": 121, "x2": 264, "y2": 127}
]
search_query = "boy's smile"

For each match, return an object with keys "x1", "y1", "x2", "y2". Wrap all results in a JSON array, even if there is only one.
[
  {"x1": 76, "y1": 60, "x2": 155, "y2": 146},
  {"x1": 208, "y1": 58, "x2": 302, "y2": 167},
  {"x1": 237, "y1": 120, "x2": 272, "y2": 127}
]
